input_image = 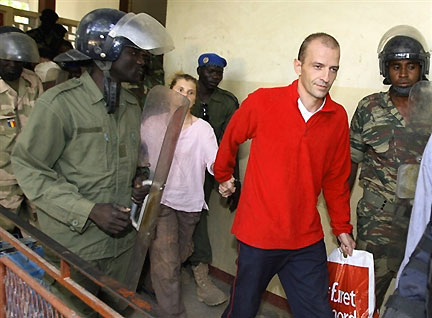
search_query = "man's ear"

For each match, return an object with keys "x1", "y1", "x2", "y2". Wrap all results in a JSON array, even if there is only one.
[{"x1": 293, "y1": 59, "x2": 302, "y2": 76}]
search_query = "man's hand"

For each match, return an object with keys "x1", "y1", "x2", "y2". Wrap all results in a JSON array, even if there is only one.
[
  {"x1": 219, "y1": 176, "x2": 236, "y2": 198},
  {"x1": 337, "y1": 233, "x2": 356, "y2": 256},
  {"x1": 132, "y1": 175, "x2": 151, "y2": 203},
  {"x1": 89, "y1": 203, "x2": 131, "y2": 235}
]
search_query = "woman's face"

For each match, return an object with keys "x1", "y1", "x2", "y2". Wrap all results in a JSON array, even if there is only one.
[{"x1": 172, "y1": 78, "x2": 196, "y2": 107}]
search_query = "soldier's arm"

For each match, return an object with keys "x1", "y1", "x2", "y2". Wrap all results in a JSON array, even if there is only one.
[
  {"x1": 220, "y1": 93, "x2": 239, "y2": 141},
  {"x1": 348, "y1": 161, "x2": 359, "y2": 191},
  {"x1": 11, "y1": 99, "x2": 94, "y2": 233}
]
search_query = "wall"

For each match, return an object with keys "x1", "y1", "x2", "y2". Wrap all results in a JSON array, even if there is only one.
[
  {"x1": 164, "y1": 0, "x2": 432, "y2": 298},
  {"x1": 55, "y1": 0, "x2": 119, "y2": 21}
]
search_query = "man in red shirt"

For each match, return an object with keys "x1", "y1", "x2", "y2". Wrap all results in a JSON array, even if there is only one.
[{"x1": 215, "y1": 33, "x2": 356, "y2": 318}]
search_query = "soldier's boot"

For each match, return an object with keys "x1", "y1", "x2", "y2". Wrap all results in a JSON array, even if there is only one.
[{"x1": 191, "y1": 262, "x2": 228, "y2": 306}]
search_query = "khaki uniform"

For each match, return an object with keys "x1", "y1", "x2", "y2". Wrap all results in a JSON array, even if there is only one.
[
  {"x1": 350, "y1": 90, "x2": 429, "y2": 308},
  {"x1": 11, "y1": 71, "x2": 141, "y2": 314},
  {"x1": 0, "y1": 69, "x2": 43, "y2": 229}
]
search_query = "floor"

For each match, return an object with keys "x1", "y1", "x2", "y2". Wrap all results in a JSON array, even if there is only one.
[{"x1": 128, "y1": 267, "x2": 292, "y2": 318}]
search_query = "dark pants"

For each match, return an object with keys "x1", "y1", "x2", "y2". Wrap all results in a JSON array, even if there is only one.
[
  {"x1": 189, "y1": 172, "x2": 214, "y2": 265},
  {"x1": 222, "y1": 240, "x2": 333, "y2": 318}
]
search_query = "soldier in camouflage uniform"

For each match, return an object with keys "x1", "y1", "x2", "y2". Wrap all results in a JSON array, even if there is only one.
[
  {"x1": 349, "y1": 25, "x2": 430, "y2": 311},
  {"x1": 0, "y1": 27, "x2": 42, "y2": 231}
]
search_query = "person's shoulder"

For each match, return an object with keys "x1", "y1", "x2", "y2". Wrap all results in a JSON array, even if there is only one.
[
  {"x1": 246, "y1": 86, "x2": 289, "y2": 102},
  {"x1": 196, "y1": 118, "x2": 217, "y2": 137},
  {"x1": 21, "y1": 68, "x2": 42, "y2": 87},
  {"x1": 120, "y1": 86, "x2": 139, "y2": 104},
  {"x1": 38, "y1": 77, "x2": 83, "y2": 105},
  {"x1": 215, "y1": 87, "x2": 239, "y2": 103},
  {"x1": 357, "y1": 91, "x2": 386, "y2": 108}
]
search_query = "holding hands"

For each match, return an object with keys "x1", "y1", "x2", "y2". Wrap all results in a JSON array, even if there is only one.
[{"x1": 219, "y1": 176, "x2": 236, "y2": 197}]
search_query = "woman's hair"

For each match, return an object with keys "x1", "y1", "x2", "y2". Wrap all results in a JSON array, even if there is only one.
[{"x1": 169, "y1": 73, "x2": 198, "y2": 89}]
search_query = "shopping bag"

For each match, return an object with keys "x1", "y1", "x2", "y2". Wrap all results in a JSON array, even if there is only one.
[{"x1": 327, "y1": 248, "x2": 376, "y2": 318}]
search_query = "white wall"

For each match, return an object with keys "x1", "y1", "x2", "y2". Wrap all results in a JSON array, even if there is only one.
[
  {"x1": 55, "y1": 0, "x2": 119, "y2": 21},
  {"x1": 165, "y1": 0, "x2": 432, "y2": 298}
]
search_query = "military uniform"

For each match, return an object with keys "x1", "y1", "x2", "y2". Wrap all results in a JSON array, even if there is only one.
[
  {"x1": 189, "y1": 87, "x2": 239, "y2": 266},
  {"x1": 191, "y1": 87, "x2": 239, "y2": 143},
  {"x1": 11, "y1": 71, "x2": 141, "y2": 314},
  {"x1": 0, "y1": 68, "x2": 43, "y2": 229},
  {"x1": 350, "y1": 90, "x2": 429, "y2": 308}
]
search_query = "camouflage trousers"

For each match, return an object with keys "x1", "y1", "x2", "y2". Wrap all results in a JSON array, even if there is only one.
[
  {"x1": 150, "y1": 205, "x2": 201, "y2": 318},
  {"x1": 356, "y1": 194, "x2": 412, "y2": 310},
  {"x1": 0, "y1": 183, "x2": 36, "y2": 231}
]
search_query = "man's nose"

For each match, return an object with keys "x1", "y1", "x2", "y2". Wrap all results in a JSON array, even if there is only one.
[
  {"x1": 321, "y1": 69, "x2": 330, "y2": 83},
  {"x1": 399, "y1": 65, "x2": 408, "y2": 77},
  {"x1": 137, "y1": 52, "x2": 146, "y2": 65}
]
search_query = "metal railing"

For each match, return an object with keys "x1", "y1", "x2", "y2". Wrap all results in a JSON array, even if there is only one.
[
  {"x1": 0, "y1": 5, "x2": 78, "y2": 43},
  {"x1": 0, "y1": 206, "x2": 158, "y2": 318}
]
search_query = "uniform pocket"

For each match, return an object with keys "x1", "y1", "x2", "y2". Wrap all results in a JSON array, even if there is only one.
[{"x1": 365, "y1": 124, "x2": 393, "y2": 154}]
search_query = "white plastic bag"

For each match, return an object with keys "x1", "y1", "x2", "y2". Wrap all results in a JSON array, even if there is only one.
[{"x1": 327, "y1": 248, "x2": 377, "y2": 318}]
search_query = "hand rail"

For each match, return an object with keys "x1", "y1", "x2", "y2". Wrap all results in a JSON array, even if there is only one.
[{"x1": 0, "y1": 206, "x2": 159, "y2": 318}]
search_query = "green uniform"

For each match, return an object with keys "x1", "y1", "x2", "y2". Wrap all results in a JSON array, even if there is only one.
[
  {"x1": 191, "y1": 87, "x2": 239, "y2": 143},
  {"x1": 0, "y1": 69, "x2": 43, "y2": 229},
  {"x1": 350, "y1": 90, "x2": 429, "y2": 309},
  {"x1": 11, "y1": 71, "x2": 141, "y2": 314},
  {"x1": 189, "y1": 87, "x2": 239, "y2": 265}
]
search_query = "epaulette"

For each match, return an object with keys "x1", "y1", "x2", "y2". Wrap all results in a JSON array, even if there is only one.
[{"x1": 38, "y1": 77, "x2": 82, "y2": 104}]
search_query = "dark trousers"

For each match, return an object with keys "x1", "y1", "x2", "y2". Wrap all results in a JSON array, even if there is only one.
[
  {"x1": 222, "y1": 240, "x2": 333, "y2": 318},
  {"x1": 189, "y1": 172, "x2": 214, "y2": 265}
]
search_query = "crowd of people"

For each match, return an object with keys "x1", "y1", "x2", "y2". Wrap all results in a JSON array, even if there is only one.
[{"x1": 0, "y1": 5, "x2": 430, "y2": 318}]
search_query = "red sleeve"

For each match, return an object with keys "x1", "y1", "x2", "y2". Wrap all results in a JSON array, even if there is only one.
[
  {"x1": 322, "y1": 110, "x2": 353, "y2": 236},
  {"x1": 214, "y1": 89, "x2": 260, "y2": 183}
]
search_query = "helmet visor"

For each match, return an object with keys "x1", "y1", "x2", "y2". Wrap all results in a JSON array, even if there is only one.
[
  {"x1": 0, "y1": 33, "x2": 39, "y2": 63},
  {"x1": 108, "y1": 12, "x2": 174, "y2": 55},
  {"x1": 377, "y1": 25, "x2": 429, "y2": 53}
]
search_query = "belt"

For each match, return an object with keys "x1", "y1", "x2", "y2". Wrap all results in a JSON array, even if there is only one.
[{"x1": 362, "y1": 189, "x2": 399, "y2": 214}]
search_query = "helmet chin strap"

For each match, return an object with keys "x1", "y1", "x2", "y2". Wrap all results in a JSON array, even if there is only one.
[
  {"x1": 390, "y1": 85, "x2": 412, "y2": 97},
  {"x1": 94, "y1": 60, "x2": 120, "y2": 114}
]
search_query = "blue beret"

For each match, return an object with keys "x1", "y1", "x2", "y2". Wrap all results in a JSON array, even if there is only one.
[{"x1": 198, "y1": 53, "x2": 227, "y2": 68}]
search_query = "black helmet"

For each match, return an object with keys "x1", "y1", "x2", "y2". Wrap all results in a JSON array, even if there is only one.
[
  {"x1": 58, "y1": 8, "x2": 174, "y2": 114},
  {"x1": 76, "y1": 9, "x2": 127, "y2": 61},
  {"x1": 75, "y1": 8, "x2": 173, "y2": 62},
  {"x1": 378, "y1": 25, "x2": 430, "y2": 85},
  {"x1": 0, "y1": 31, "x2": 39, "y2": 63}
]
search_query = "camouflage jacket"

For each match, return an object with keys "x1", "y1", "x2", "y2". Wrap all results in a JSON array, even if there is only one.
[
  {"x1": 350, "y1": 90, "x2": 429, "y2": 202},
  {"x1": 0, "y1": 69, "x2": 43, "y2": 186},
  {"x1": 191, "y1": 87, "x2": 239, "y2": 143}
]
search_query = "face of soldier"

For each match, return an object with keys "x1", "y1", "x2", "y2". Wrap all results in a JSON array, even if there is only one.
[
  {"x1": 110, "y1": 46, "x2": 146, "y2": 84},
  {"x1": 198, "y1": 66, "x2": 223, "y2": 91},
  {"x1": 294, "y1": 39, "x2": 340, "y2": 106},
  {"x1": 172, "y1": 78, "x2": 197, "y2": 108},
  {"x1": 0, "y1": 59, "x2": 24, "y2": 81},
  {"x1": 388, "y1": 60, "x2": 421, "y2": 89}
]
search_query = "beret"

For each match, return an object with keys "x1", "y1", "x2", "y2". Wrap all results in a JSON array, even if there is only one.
[{"x1": 198, "y1": 53, "x2": 227, "y2": 68}]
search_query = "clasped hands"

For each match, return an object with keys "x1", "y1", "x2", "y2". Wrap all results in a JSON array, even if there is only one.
[{"x1": 219, "y1": 176, "x2": 236, "y2": 198}]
